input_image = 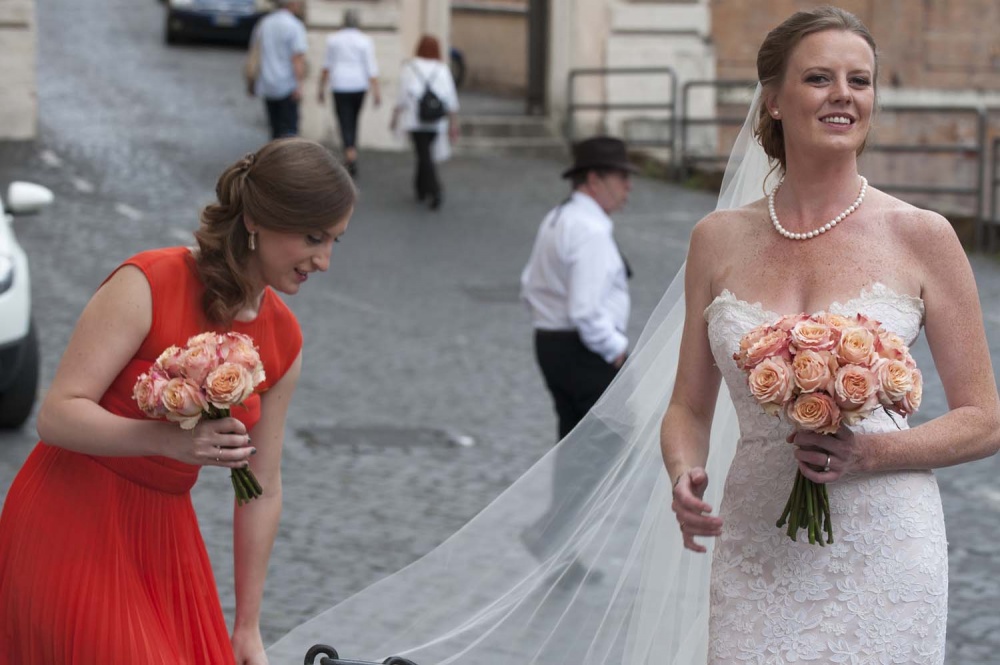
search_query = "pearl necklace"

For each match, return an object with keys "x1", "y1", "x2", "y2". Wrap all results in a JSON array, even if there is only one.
[{"x1": 768, "y1": 175, "x2": 868, "y2": 240}]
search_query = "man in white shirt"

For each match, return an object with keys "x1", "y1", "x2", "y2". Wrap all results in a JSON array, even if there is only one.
[
  {"x1": 318, "y1": 9, "x2": 381, "y2": 176},
  {"x1": 521, "y1": 136, "x2": 636, "y2": 439},
  {"x1": 251, "y1": 0, "x2": 308, "y2": 139},
  {"x1": 519, "y1": 136, "x2": 636, "y2": 567}
]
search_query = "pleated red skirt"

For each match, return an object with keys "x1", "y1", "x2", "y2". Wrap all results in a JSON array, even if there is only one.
[{"x1": 0, "y1": 443, "x2": 235, "y2": 664}]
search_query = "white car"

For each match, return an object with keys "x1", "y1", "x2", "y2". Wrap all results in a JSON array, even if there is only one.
[{"x1": 0, "y1": 181, "x2": 52, "y2": 428}]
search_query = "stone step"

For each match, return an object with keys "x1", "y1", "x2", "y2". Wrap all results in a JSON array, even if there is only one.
[
  {"x1": 459, "y1": 115, "x2": 556, "y2": 139},
  {"x1": 453, "y1": 135, "x2": 569, "y2": 159}
]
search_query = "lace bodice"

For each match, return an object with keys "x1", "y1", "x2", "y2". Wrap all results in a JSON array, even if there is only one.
[{"x1": 702, "y1": 283, "x2": 947, "y2": 664}]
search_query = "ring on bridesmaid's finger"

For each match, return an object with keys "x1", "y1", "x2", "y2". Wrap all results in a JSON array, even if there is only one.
[{"x1": 823, "y1": 454, "x2": 831, "y2": 473}]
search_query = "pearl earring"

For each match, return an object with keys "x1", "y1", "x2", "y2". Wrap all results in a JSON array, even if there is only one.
[{"x1": 248, "y1": 231, "x2": 257, "y2": 251}]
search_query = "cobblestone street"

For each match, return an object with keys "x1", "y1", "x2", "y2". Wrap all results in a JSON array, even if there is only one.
[{"x1": 1, "y1": 0, "x2": 999, "y2": 661}]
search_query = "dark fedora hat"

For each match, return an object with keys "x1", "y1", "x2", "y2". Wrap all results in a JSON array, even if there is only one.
[{"x1": 561, "y1": 136, "x2": 639, "y2": 179}]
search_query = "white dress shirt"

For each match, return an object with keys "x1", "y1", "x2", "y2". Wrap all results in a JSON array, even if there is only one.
[
  {"x1": 520, "y1": 191, "x2": 630, "y2": 363},
  {"x1": 323, "y1": 28, "x2": 379, "y2": 93}
]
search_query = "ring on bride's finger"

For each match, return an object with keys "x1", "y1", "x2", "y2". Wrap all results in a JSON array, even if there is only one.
[
  {"x1": 823, "y1": 454, "x2": 831, "y2": 473},
  {"x1": 215, "y1": 456, "x2": 220, "y2": 463}
]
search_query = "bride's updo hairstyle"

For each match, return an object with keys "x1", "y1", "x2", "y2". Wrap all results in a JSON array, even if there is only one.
[
  {"x1": 194, "y1": 138, "x2": 356, "y2": 324},
  {"x1": 754, "y1": 5, "x2": 878, "y2": 171}
]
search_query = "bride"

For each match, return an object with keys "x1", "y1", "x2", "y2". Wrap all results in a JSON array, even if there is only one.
[{"x1": 269, "y1": 7, "x2": 1000, "y2": 664}]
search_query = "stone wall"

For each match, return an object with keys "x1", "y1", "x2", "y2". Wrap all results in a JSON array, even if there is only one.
[{"x1": 0, "y1": 0, "x2": 37, "y2": 140}]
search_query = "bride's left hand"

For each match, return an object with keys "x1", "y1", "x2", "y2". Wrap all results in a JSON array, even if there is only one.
[{"x1": 787, "y1": 425, "x2": 860, "y2": 483}]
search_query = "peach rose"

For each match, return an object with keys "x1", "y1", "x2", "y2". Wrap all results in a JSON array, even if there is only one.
[
  {"x1": 747, "y1": 357, "x2": 795, "y2": 416},
  {"x1": 791, "y1": 349, "x2": 837, "y2": 394},
  {"x1": 790, "y1": 320, "x2": 837, "y2": 352},
  {"x1": 836, "y1": 326, "x2": 877, "y2": 367},
  {"x1": 818, "y1": 312, "x2": 854, "y2": 331},
  {"x1": 774, "y1": 313, "x2": 810, "y2": 332},
  {"x1": 786, "y1": 392, "x2": 841, "y2": 435},
  {"x1": 834, "y1": 365, "x2": 879, "y2": 408},
  {"x1": 219, "y1": 333, "x2": 265, "y2": 386},
  {"x1": 187, "y1": 331, "x2": 222, "y2": 351},
  {"x1": 133, "y1": 370, "x2": 169, "y2": 418},
  {"x1": 874, "y1": 358, "x2": 915, "y2": 405},
  {"x1": 734, "y1": 325, "x2": 769, "y2": 369},
  {"x1": 876, "y1": 330, "x2": 909, "y2": 363},
  {"x1": 856, "y1": 313, "x2": 884, "y2": 334},
  {"x1": 742, "y1": 328, "x2": 792, "y2": 369},
  {"x1": 204, "y1": 362, "x2": 255, "y2": 410},
  {"x1": 898, "y1": 368, "x2": 923, "y2": 416},
  {"x1": 162, "y1": 377, "x2": 208, "y2": 430}
]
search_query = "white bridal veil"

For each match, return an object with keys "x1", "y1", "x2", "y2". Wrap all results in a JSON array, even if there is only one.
[{"x1": 268, "y1": 85, "x2": 776, "y2": 665}]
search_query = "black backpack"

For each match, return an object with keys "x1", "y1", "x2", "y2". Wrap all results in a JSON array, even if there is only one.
[{"x1": 411, "y1": 63, "x2": 447, "y2": 123}]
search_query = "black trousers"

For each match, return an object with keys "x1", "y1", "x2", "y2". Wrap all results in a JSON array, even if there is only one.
[
  {"x1": 534, "y1": 330, "x2": 619, "y2": 439},
  {"x1": 410, "y1": 130, "x2": 440, "y2": 200},
  {"x1": 522, "y1": 329, "x2": 622, "y2": 560},
  {"x1": 264, "y1": 94, "x2": 299, "y2": 139},
  {"x1": 332, "y1": 90, "x2": 366, "y2": 150}
]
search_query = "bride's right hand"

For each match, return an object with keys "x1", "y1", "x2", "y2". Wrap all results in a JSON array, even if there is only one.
[
  {"x1": 170, "y1": 417, "x2": 255, "y2": 469},
  {"x1": 671, "y1": 467, "x2": 723, "y2": 553}
]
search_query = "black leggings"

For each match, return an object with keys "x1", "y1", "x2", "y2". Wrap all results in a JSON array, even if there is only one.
[
  {"x1": 410, "y1": 131, "x2": 440, "y2": 200},
  {"x1": 332, "y1": 91, "x2": 366, "y2": 150}
]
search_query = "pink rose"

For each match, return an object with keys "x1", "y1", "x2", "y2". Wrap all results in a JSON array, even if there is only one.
[
  {"x1": 856, "y1": 313, "x2": 884, "y2": 334},
  {"x1": 787, "y1": 392, "x2": 841, "y2": 435},
  {"x1": 178, "y1": 342, "x2": 221, "y2": 385},
  {"x1": 747, "y1": 357, "x2": 795, "y2": 416},
  {"x1": 897, "y1": 368, "x2": 923, "y2": 416},
  {"x1": 791, "y1": 349, "x2": 837, "y2": 394},
  {"x1": 204, "y1": 362, "x2": 255, "y2": 409},
  {"x1": 218, "y1": 333, "x2": 266, "y2": 387},
  {"x1": 791, "y1": 320, "x2": 837, "y2": 352},
  {"x1": 874, "y1": 358, "x2": 915, "y2": 405},
  {"x1": 162, "y1": 378, "x2": 208, "y2": 430},
  {"x1": 153, "y1": 345, "x2": 185, "y2": 378},
  {"x1": 186, "y1": 331, "x2": 222, "y2": 351},
  {"x1": 734, "y1": 325, "x2": 770, "y2": 369},
  {"x1": 133, "y1": 370, "x2": 169, "y2": 418},
  {"x1": 836, "y1": 326, "x2": 877, "y2": 367}
]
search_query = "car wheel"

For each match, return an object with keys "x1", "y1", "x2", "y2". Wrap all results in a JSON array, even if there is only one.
[{"x1": 0, "y1": 321, "x2": 40, "y2": 429}]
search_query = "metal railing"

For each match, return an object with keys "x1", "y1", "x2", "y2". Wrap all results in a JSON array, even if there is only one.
[
  {"x1": 678, "y1": 79, "x2": 756, "y2": 178},
  {"x1": 564, "y1": 69, "x2": 1000, "y2": 250},
  {"x1": 564, "y1": 66, "x2": 678, "y2": 166}
]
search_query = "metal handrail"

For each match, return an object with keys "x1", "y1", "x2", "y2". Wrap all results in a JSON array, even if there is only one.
[
  {"x1": 678, "y1": 79, "x2": 757, "y2": 178},
  {"x1": 565, "y1": 67, "x2": 678, "y2": 168}
]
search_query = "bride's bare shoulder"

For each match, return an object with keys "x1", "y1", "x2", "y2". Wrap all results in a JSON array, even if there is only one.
[
  {"x1": 691, "y1": 198, "x2": 767, "y2": 247},
  {"x1": 877, "y1": 190, "x2": 961, "y2": 249}
]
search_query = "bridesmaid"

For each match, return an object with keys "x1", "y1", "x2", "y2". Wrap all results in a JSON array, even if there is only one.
[{"x1": 0, "y1": 138, "x2": 355, "y2": 664}]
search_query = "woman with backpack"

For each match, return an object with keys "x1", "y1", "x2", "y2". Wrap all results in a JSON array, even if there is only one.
[{"x1": 390, "y1": 35, "x2": 460, "y2": 210}]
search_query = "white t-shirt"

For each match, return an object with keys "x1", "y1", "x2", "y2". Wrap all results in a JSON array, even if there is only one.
[
  {"x1": 253, "y1": 9, "x2": 308, "y2": 99},
  {"x1": 395, "y1": 58, "x2": 459, "y2": 132},
  {"x1": 323, "y1": 28, "x2": 379, "y2": 93},
  {"x1": 520, "y1": 191, "x2": 630, "y2": 363}
]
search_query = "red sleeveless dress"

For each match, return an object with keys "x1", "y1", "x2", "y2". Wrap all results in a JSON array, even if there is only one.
[{"x1": 0, "y1": 247, "x2": 302, "y2": 664}]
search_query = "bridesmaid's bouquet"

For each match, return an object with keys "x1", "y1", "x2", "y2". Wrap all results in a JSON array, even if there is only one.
[
  {"x1": 734, "y1": 312, "x2": 922, "y2": 545},
  {"x1": 133, "y1": 331, "x2": 267, "y2": 505}
]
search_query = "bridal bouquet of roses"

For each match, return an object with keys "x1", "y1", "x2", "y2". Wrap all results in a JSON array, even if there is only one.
[
  {"x1": 133, "y1": 331, "x2": 266, "y2": 505},
  {"x1": 734, "y1": 312, "x2": 922, "y2": 545}
]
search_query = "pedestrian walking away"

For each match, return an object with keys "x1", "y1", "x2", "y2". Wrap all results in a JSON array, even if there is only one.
[
  {"x1": 249, "y1": 0, "x2": 308, "y2": 139},
  {"x1": 390, "y1": 35, "x2": 459, "y2": 211},
  {"x1": 518, "y1": 135, "x2": 636, "y2": 561},
  {"x1": 318, "y1": 8, "x2": 381, "y2": 177},
  {"x1": 0, "y1": 138, "x2": 356, "y2": 664}
]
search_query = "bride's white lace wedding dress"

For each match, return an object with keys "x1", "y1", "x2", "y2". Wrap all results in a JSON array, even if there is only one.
[{"x1": 704, "y1": 283, "x2": 947, "y2": 664}]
